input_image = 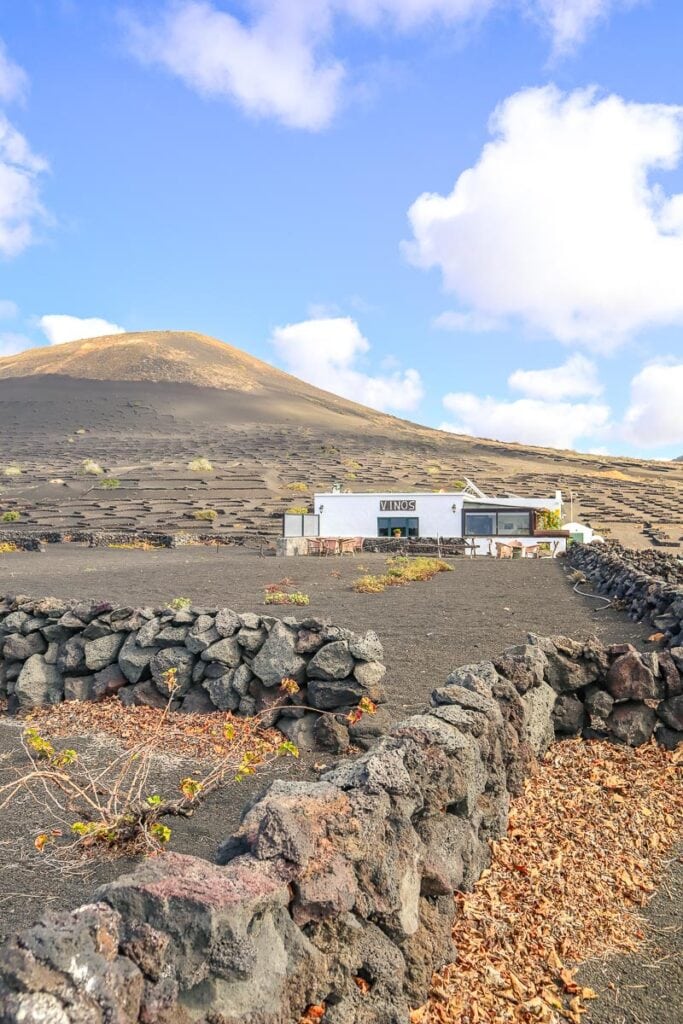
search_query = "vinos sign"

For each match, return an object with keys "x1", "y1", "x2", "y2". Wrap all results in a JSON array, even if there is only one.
[{"x1": 379, "y1": 500, "x2": 416, "y2": 512}]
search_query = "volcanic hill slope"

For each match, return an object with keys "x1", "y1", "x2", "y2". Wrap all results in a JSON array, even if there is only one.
[{"x1": 0, "y1": 331, "x2": 682, "y2": 548}]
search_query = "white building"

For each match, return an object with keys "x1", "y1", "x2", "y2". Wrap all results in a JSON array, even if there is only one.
[
  {"x1": 282, "y1": 481, "x2": 568, "y2": 556},
  {"x1": 562, "y1": 521, "x2": 604, "y2": 545}
]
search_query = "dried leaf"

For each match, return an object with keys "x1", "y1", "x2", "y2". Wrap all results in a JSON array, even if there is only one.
[{"x1": 412, "y1": 738, "x2": 682, "y2": 1024}]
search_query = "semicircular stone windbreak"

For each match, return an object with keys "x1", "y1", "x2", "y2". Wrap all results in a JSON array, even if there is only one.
[
  {"x1": 0, "y1": 595, "x2": 389, "y2": 752},
  {"x1": 0, "y1": 618, "x2": 680, "y2": 1022}
]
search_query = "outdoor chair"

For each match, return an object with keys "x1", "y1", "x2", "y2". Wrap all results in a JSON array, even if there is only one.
[
  {"x1": 306, "y1": 538, "x2": 325, "y2": 556},
  {"x1": 323, "y1": 538, "x2": 340, "y2": 556}
]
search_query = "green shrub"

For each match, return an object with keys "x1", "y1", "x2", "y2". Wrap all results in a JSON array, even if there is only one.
[
  {"x1": 188, "y1": 457, "x2": 213, "y2": 473},
  {"x1": 3, "y1": 466, "x2": 21, "y2": 477},
  {"x1": 100, "y1": 478, "x2": 120, "y2": 489},
  {"x1": 167, "y1": 597, "x2": 191, "y2": 611},
  {"x1": 286, "y1": 481, "x2": 308, "y2": 493},
  {"x1": 264, "y1": 591, "x2": 310, "y2": 606},
  {"x1": 353, "y1": 575, "x2": 386, "y2": 594},
  {"x1": 1, "y1": 510, "x2": 20, "y2": 522},
  {"x1": 193, "y1": 508, "x2": 217, "y2": 521},
  {"x1": 352, "y1": 556, "x2": 452, "y2": 594},
  {"x1": 536, "y1": 508, "x2": 562, "y2": 530},
  {"x1": 108, "y1": 540, "x2": 159, "y2": 550},
  {"x1": 285, "y1": 505, "x2": 308, "y2": 514}
]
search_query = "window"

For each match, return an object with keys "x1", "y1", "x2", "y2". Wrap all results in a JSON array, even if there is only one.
[
  {"x1": 377, "y1": 517, "x2": 419, "y2": 538},
  {"x1": 497, "y1": 511, "x2": 530, "y2": 535},
  {"x1": 464, "y1": 512, "x2": 496, "y2": 536},
  {"x1": 464, "y1": 509, "x2": 532, "y2": 536},
  {"x1": 283, "y1": 513, "x2": 320, "y2": 537}
]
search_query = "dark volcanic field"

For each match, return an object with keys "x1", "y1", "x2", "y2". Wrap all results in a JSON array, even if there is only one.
[
  {"x1": 2, "y1": 548, "x2": 679, "y2": 1024},
  {"x1": 0, "y1": 547, "x2": 653, "y2": 942},
  {"x1": 1, "y1": 372, "x2": 683, "y2": 549},
  {"x1": 0, "y1": 547, "x2": 652, "y2": 716}
]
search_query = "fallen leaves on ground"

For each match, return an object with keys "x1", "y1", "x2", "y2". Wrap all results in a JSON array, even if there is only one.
[
  {"x1": 412, "y1": 738, "x2": 682, "y2": 1024},
  {"x1": 21, "y1": 698, "x2": 278, "y2": 762}
]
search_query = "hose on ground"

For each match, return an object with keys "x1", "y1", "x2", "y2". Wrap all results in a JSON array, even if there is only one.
[{"x1": 572, "y1": 581, "x2": 613, "y2": 609}]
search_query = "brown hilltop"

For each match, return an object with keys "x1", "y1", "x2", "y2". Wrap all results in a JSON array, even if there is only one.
[
  {"x1": 0, "y1": 330, "x2": 284, "y2": 390},
  {"x1": 0, "y1": 330, "x2": 403, "y2": 433},
  {"x1": 0, "y1": 330, "x2": 682, "y2": 549}
]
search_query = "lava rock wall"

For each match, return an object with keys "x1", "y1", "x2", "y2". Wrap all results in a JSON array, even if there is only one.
[
  {"x1": 0, "y1": 595, "x2": 387, "y2": 736},
  {"x1": 0, "y1": 640, "x2": 558, "y2": 1023},
  {"x1": 522, "y1": 633, "x2": 682, "y2": 749},
  {"x1": 567, "y1": 541, "x2": 683, "y2": 644},
  {"x1": 0, "y1": 633, "x2": 680, "y2": 1022}
]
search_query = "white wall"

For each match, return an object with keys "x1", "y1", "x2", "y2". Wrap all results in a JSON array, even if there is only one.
[{"x1": 312, "y1": 491, "x2": 562, "y2": 539}]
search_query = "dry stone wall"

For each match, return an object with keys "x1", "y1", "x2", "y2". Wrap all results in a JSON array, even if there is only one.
[
  {"x1": 533, "y1": 634, "x2": 683, "y2": 750},
  {"x1": 0, "y1": 633, "x2": 680, "y2": 1022},
  {"x1": 567, "y1": 541, "x2": 683, "y2": 643},
  {"x1": 0, "y1": 529, "x2": 265, "y2": 550},
  {"x1": 0, "y1": 639, "x2": 558, "y2": 1024},
  {"x1": 360, "y1": 537, "x2": 466, "y2": 555},
  {"x1": 0, "y1": 595, "x2": 387, "y2": 733}
]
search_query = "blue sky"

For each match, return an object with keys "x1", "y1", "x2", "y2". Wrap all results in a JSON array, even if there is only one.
[{"x1": 1, "y1": 1, "x2": 683, "y2": 457}]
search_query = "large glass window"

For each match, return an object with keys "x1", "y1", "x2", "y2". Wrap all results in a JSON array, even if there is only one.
[
  {"x1": 464, "y1": 512, "x2": 496, "y2": 536},
  {"x1": 377, "y1": 517, "x2": 419, "y2": 538},
  {"x1": 497, "y1": 511, "x2": 531, "y2": 535},
  {"x1": 464, "y1": 510, "x2": 531, "y2": 536}
]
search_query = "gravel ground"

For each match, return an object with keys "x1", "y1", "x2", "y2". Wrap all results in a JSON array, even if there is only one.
[
  {"x1": 579, "y1": 849, "x2": 682, "y2": 1024},
  {"x1": 0, "y1": 545, "x2": 674, "y2": 1023},
  {"x1": 0, "y1": 545, "x2": 652, "y2": 716}
]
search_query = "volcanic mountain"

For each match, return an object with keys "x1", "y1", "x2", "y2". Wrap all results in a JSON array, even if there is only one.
[
  {"x1": 0, "y1": 330, "x2": 400, "y2": 434},
  {"x1": 0, "y1": 331, "x2": 682, "y2": 548}
]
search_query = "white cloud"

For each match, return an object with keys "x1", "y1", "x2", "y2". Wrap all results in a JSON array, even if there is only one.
[
  {"x1": 39, "y1": 315, "x2": 126, "y2": 346},
  {"x1": 271, "y1": 315, "x2": 424, "y2": 412},
  {"x1": 126, "y1": 2, "x2": 633, "y2": 129},
  {"x1": 527, "y1": 1, "x2": 639, "y2": 54},
  {"x1": 441, "y1": 391, "x2": 610, "y2": 448},
  {"x1": 405, "y1": 85, "x2": 683, "y2": 350},
  {"x1": 0, "y1": 39, "x2": 27, "y2": 103},
  {"x1": 508, "y1": 354, "x2": 602, "y2": 399},
  {"x1": 622, "y1": 361, "x2": 683, "y2": 448},
  {"x1": 0, "y1": 41, "x2": 46, "y2": 258},
  {"x1": 433, "y1": 310, "x2": 502, "y2": 332},
  {"x1": 0, "y1": 113, "x2": 47, "y2": 257},
  {"x1": 125, "y1": 1, "x2": 344, "y2": 131},
  {"x1": 339, "y1": 1, "x2": 489, "y2": 30},
  {"x1": 0, "y1": 331, "x2": 32, "y2": 356}
]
